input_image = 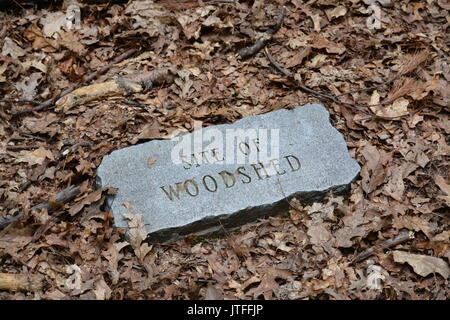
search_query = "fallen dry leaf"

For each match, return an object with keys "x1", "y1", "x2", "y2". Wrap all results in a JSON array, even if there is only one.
[
  {"x1": 205, "y1": 284, "x2": 223, "y2": 300},
  {"x1": 384, "y1": 98, "x2": 409, "y2": 118},
  {"x1": 434, "y1": 175, "x2": 450, "y2": 205},
  {"x1": 325, "y1": 6, "x2": 348, "y2": 21},
  {"x1": 307, "y1": 224, "x2": 332, "y2": 246},
  {"x1": 393, "y1": 251, "x2": 449, "y2": 279},
  {"x1": 132, "y1": 121, "x2": 164, "y2": 143},
  {"x1": 383, "y1": 165, "x2": 406, "y2": 201},
  {"x1": 40, "y1": 11, "x2": 67, "y2": 39},
  {"x1": 17, "y1": 147, "x2": 54, "y2": 165},
  {"x1": 360, "y1": 143, "x2": 387, "y2": 194},
  {"x1": 93, "y1": 277, "x2": 112, "y2": 300},
  {"x1": 2, "y1": 37, "x2": 26, "y2": 58}
]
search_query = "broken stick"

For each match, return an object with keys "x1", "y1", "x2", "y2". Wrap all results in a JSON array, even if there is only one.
[
  {"x1": 264, "y1": 47, "x2": 425, "y2": 120},
  {"x1": 31, "y1": 185, "x2": 81, "y2": 213},
  {"x1": 55, "y1": 68, "x2": 174, "y2": 112},
  {"x1": 352, "y1": 230, "x2": 415, "y2": 264},
  {"x1": 0, "y1": 273, "x2": 44, "y2": 292},
  {"x1": 239, "y1": 7, "x2": 286, "y2": 59},
  {"x1": 0, "y1": 185, "x2": 81, "y2": 231},
  {"x1": 15, "y1": 48, "x2": 137, "y2": 115}
]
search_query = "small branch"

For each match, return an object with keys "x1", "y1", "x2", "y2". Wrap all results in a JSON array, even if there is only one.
[
  {"x1": 31, "y1": 185, "x2": 82, "y2": 242},
  {"x1": 0, "y1": 215, "x2": 22, "y2": 230},
  {"x1": 239, "y1": 7, "x2": 286, "y2": 59},
  {"x1": 0, "y1": 185, "x2": 81, "y2": 231},
  {"x1": 84, "y1": 48, "x2": 138, "y2": 84},
  {"x1": 264, "y1": 47, "x2": 372, "y2": 116},
  {"x1": 14, "y1": 48, "x2": 138, "y2": 115},
  {"x1": 0, "y1": 99, "x2": 39, "y2": 105},
  {"x1": 352, "y1": 230, "x2": 415, "y2": 264},
  {"x1": 0, "y1": 273, "x2": 44, "y2": 292},
  {"x1": 32, "y1": 185, "x2": 81, "y2": 212},
  {"x1": 122, "y1": 99, "x2": 153, "y2": 110},
  {"x1": 264, "y1": 47, "x2": 290, "y2": 77},
  {"x1": 55, "y1": 68, "x2": 174, "y2": 112},
  {"x1": 264, "y1": 47, "x2": 423, "y2": 120}
]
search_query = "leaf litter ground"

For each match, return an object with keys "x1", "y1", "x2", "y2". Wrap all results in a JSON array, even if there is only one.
[{"x1": 0, "y1": 0, "x2": 449, "y2": 299}]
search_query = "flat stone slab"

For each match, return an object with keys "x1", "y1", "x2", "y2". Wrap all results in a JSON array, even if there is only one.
[{"x1": 97, "y1": 104, "x2": 360, "y2": 243}]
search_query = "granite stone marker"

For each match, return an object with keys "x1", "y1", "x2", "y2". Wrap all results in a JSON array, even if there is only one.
[{"x1": 97, "y1": 104, "x2": 360, "y2": 243}]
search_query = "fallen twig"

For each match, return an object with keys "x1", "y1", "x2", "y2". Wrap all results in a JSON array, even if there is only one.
[
  {"x1": 158, "y1": 0, "x2": 235, "y2": 10},
  {"x1": 0, "y1": 215, "x2": 22, "y2": 230},
  {"x1": 30, "y1": 185, "x2": 82, "y2": 241},
  {"x1": 32, "y1": 185, "x2": 81, "y2": 213},
  {"x1": 264, "y1": 47, "x2": 424, "y2": 120},
  {"x1": 0, "y1": 185, "x2": 81, "y2": 231},
  {"x1": 122, "y1": 99, "x2": 153, "y2": 110},
  {"x1": 14, "y1": 48, "x2": 138, "y2": 115},
  {"x1": 55, "y1": 68, "x2": 174, "y2": 112},
  {"x1": 0, "y1": 99, "x2": 39, "y2": 105},
  {"x1": 0, "y1": 273, "x2": 44, "y2": 292},
  {"x1": 264, "y1": 47, "x2": 373, "y2": 116},
  {"x1": 352, "y1": 230, "x2": 415, "y2": 264},
  {"x1": 239, "y1": 7, "x2": 286, "y2": 59}
]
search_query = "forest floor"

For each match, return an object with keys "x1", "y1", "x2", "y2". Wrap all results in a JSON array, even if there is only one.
[{"x1": 0, "y1": 0, "x2": 449, "y2": 299}]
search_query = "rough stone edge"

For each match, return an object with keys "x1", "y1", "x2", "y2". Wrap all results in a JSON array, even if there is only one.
[
  {"x1": 97, "y1": 168, "x2": 359, "y2": 244},
  {"x1": 97, "y1": 169, "x2": 359, "y2": 245},
  {"x1": 95, "y1": 104, "x2": 360, "y2": 243}
]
